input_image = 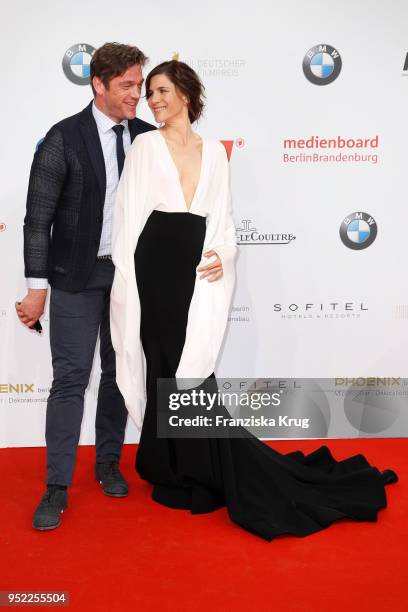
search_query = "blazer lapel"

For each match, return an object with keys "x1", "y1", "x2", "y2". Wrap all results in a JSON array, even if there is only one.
[
  {"x1": 128, "y1": 118, "x2": 150, "y2": 143},
  {"x1": 79, "y1": 102, "x2": 106, "y2": 205}
]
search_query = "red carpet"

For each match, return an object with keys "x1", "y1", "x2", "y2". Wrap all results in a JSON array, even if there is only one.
[{"x1": 0, "y1": 439, "x2": 406, "y2": 611}]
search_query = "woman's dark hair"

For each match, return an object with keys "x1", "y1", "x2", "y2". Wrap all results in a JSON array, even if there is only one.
[
  {"x1": 90, "y1": 42, "x2": 148, "y2": 95},
  {"x1": 145, "y1": 60, "x2": 205, "y2": 123}
]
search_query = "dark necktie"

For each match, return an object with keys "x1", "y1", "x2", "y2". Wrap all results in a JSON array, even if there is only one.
[{"x1": 112, "y1": 124, "x2": 125, "y2": 177}]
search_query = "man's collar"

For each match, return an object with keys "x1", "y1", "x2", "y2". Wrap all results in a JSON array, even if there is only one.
[{"x1": 92, "y1": 101, "x2": 129, "y2": 133}]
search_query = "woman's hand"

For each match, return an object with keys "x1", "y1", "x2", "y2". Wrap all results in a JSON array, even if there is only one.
[{"x1": 197, "y1": 250, "x2": 223, "y2": 282}]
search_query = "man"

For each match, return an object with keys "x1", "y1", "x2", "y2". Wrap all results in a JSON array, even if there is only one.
[{"x1": 16, "y1": 42, "x2": 155, "y2": 530}]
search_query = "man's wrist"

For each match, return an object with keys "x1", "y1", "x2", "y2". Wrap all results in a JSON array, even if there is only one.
[
  {"x1": 27, "y1": 288, "x2": 48, "y2": 295},
  {"x1": 26, "y1": 277, "x2": 49, "y2": 290}
]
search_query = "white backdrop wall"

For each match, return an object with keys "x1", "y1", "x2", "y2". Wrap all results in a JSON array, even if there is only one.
[{"x1": 1, "y1": 0, "x2": 408, "y2": 447}]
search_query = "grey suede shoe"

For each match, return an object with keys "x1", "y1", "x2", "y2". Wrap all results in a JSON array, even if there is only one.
[
  {"x1": 95, "y1": 462, "x2": 128, "y2": 497},
  {"x1": 32, "y1": 488, "x2": 68, "y2": 531}
]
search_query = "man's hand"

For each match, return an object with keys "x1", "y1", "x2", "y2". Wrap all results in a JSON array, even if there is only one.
[
  {"x1": 197, "y1": 250, "x2": 223, "y2": 282},
  {"x1": 15, "y1": 289, "x2": 47, "y2": 328}
]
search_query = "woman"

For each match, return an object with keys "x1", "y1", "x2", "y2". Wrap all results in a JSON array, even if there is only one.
[{"x1": 110, "y1": 60, "x2": 398, "y2": 541}]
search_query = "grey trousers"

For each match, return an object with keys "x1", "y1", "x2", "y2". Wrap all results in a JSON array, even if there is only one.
[{"x1": 45, "y1": 260, "x2": 128, "y2": 485}]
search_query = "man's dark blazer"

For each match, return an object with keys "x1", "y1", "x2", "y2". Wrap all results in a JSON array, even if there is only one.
[{"x1": 24, "y1": 101, "x2": 155, "y2": 292}]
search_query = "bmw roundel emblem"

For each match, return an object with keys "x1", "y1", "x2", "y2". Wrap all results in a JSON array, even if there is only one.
[
  {"x1": 303, "y1": 44, "x2": 342, "y2": 85},
  {"x1": 62, "y1": 43, "x2": 96, "y2": 85},
  {"x1": 340, "y1": 212, "x2": 377, "y2": 250}
]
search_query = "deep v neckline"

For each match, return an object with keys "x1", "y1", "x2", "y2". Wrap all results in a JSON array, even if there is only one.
[{"x1": 157, "y1": 129, "x2": 205, "y2": 213}]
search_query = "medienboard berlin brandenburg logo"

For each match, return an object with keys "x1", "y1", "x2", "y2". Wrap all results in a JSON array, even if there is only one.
[
  {"x1": 62, "y1": 43, "x2": 96, "y2": 85},
  {"x1": 339, "y1": 212, "x2": 377, "y2": 250},
  {"x1": 303, "y1": 44, "x2": 342, "y2": 85}
]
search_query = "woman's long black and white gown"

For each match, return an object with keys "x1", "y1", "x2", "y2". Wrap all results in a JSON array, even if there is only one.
[{"x1": 110, "y1": 129, "x2": 395, "y2": 541}]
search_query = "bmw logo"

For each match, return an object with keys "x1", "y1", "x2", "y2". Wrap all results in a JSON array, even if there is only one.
[
  {"x1": 303, "y1": 44, "x2": 342, "y2": 85},
  {"x1": 340, "y1": 212, "x2": 377, "y2": 250},
  {"x1": 62, "y1": 43, "x2": 96, "y2": 85}
]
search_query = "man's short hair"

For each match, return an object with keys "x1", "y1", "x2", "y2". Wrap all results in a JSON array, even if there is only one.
[{"x1": 90, "y1": 42, "x2": 148, "y2": 95}]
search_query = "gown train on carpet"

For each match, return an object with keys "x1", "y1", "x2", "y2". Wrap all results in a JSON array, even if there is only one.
[{"x1": 134, "y1": 210, "x2": 394, "y2": 542}]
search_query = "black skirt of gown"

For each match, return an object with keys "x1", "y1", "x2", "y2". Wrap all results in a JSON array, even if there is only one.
[{"x1": 135, "y1": 210, "x2": 392, "y2": 541}]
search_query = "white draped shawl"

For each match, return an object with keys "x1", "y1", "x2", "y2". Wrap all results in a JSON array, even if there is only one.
[{"x1": 110, "y1": 130, "x2": 238, "y2": 428}]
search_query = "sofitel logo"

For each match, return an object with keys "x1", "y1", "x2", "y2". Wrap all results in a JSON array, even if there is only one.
[
  {"x1": 274, "y1": 302, "x2": 368, "y2": 320},
  {"x1": 236, "y1": 220, "x2": 296, "y2": 245}
]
